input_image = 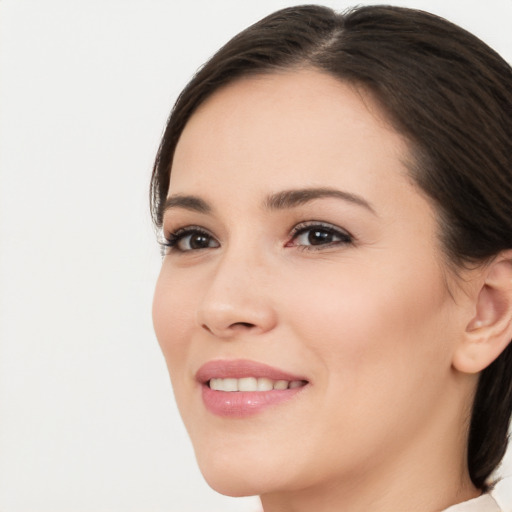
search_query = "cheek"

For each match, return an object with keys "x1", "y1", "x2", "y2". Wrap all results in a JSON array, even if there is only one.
[
  {"x1": 274, "y1": 260, "x2": 457, "y2": 470},
  {"x1": 152, "y1": 267, "x2": 197, "y2": 374},
  {"x1": 283, "y1": 257, "x2": 454, "y2": 384}
]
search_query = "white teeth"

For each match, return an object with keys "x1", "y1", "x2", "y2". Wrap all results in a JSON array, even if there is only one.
[
  {"x1": 223, "y1": 378, "x2": 238, "y2": 391},
  {"x1": 238, "y1": 377, "x2": 258, "y2": 391},
  {"x1": 209, "y1": 377, "x2": 306, "y2": 392},
  {"x1": 257, "y1": 377, "x2": 273, "y2": 391},
  {"x1": 273, "y1": 380, "x2": 288, "y2": 390},
  {"x1": 210, "y1": 378, "x2": 239, "y2": 391}
]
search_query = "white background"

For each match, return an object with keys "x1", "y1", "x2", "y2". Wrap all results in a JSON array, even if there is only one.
[{"x1": 1, "y1": 1, "x2": 511, "y2": 511}]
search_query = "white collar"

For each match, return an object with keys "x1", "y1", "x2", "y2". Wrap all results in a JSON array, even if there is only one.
[{"x1": 443, "y1": 494, "x2": 501, "y2": 512}]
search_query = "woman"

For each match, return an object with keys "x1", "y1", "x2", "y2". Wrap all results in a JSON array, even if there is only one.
[{"x1": 151, "y1": 5, "x2": 512, "y2": 511}]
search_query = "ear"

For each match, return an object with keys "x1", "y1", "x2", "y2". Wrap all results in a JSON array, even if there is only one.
[{"x1": 453, "y1": 252, "x2": 512, "y2": 374}]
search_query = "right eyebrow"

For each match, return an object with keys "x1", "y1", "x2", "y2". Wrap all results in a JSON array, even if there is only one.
[{"x1": 163, "y1": 194, "x2": 212, "y2": 214}]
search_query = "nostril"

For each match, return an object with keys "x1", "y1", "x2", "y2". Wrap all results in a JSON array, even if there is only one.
[
  {"x1": 232, "y1": 322, "x2": 255, "y2": 329},
  {"x1": 200, "y1": 321, "x2": 257, "y2": 336}
]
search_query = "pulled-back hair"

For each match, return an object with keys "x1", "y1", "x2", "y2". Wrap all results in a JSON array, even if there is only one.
[{"x1": 150, "y1": 5, "x2": 512, "y2": 489}]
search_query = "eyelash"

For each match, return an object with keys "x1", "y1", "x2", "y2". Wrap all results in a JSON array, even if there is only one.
[
  {"x1": 161, "y1": 222, "x2": 354, "y2": 254},
  {"x1": 161, "y1": 225, "x2": 217, "y2": 254},
  {"x1": 288, "y1": 221, "x2": 353, "y2": 251}
]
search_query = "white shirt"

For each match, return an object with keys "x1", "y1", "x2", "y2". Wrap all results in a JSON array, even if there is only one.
[{"x1": 443, "y1": 494, "x2": 502, "y2": 512}]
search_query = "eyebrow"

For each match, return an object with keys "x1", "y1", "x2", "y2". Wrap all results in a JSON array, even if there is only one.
[
  {"x1": 163, "y1": 187, "x2": 375, "y2": 216},
  {"x1": 163, "y1": 194, "x2": 211, "y2": 214},
  {"x1": 264, "y1": 187, "x2": 376, "y2": 214}
]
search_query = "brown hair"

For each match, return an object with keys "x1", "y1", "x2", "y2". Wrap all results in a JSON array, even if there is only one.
[{"x1": 151, "y1": 5, "x2": 512, "y2": 489}]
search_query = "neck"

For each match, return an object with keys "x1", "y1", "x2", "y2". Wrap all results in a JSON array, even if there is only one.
[{"x1": 260, "y1": 461, "x2": 479, "y2": 512}]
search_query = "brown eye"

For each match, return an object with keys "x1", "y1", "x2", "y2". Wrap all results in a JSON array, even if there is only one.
[
  {"x1": 290, "y1": 223, "x2": 353, "y2": 249},
  {"x1": 305, "y1": 229, "x2": 337, "y2": 245},
  {"x1": 165, "y1": 227, "x2": 220, "y2": 253},
  {"x1": 178, "y1": 233, "x2": 216, "y2": 251}
]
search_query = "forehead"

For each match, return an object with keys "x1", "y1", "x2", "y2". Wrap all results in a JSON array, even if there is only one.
[{"x1": 169, "y1": 69, "x2": 413, "y2": 203}]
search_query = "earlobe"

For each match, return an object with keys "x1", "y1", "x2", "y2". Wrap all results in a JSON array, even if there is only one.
[{"x1": 453, "y1": 253, "x2": 512, "y2": 374}]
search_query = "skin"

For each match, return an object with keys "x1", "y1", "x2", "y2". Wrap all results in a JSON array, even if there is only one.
[{"x1": 152, "y1": 69, "x2": 482, "y2": 512}]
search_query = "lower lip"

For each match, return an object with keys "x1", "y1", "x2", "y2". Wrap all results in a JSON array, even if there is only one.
[{"x1": 201, "y1": 384, "x2": 306, "y2": 418}]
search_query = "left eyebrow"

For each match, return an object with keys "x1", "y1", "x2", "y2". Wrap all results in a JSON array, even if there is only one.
[{"x1": 264, "y1": 187, "x2": 376, "y2": 215}]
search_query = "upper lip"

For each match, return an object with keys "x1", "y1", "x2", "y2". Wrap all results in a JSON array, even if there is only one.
[{"x1": 196, "y1": 359, "x2": 308, "y2": 384}]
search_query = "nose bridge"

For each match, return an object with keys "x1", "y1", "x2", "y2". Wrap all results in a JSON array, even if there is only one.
[{"x1": 196, "y1": 237, "x2": 276, "y2": 336}]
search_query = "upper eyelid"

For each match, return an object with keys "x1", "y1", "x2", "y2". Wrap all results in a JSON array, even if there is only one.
[
  {"x1": 161, "y1": 209, "x2": 215, "y2": 232},
  {"x1": 290, "y1": 221, "x2": 353, "y2": 237},
  {"x1": 292, "y1": 220, "x2": 347, "y2": 230},
  {"x1": 164, "y1": 224, "x2": 215, "y2": 238},
  {"x1": 161, "y1": 225, "x2": 219, "y2": 248}
]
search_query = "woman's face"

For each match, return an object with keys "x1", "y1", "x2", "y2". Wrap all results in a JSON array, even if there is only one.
[{"x1": 153, "y1": 70, "x2": 470, "y2": 498}]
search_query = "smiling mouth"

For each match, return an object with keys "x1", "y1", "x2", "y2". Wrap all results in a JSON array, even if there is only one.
[
  {"x1": 208, "y1": 377, "x2": 307, "y2": 392},
  {"x1": 197, "y1": 359, "x2": 309, "y2": 416}
]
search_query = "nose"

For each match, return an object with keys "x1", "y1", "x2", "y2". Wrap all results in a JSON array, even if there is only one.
[{"x1": 196, "y1": 252, "x2": 277, "y2": 338}]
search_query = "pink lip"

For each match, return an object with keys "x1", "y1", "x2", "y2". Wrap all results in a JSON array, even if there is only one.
[
  {"x1": 196, "y1": 359, "x2": 309, "y2": 418},
  {"x1": 196, "y1": 359, "x2": 306, "y2": 383}
]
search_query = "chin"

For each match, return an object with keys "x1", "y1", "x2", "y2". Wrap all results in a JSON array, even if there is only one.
[
  {"x1": 193, "y1": 445, "x2": 299, "y2": 497},
  {"x1": 198, "y1": 460, "x2": 273, "y2": 497},
  {"x1": 202, "y1": 471, "x2": 264, "y2": 498}
]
